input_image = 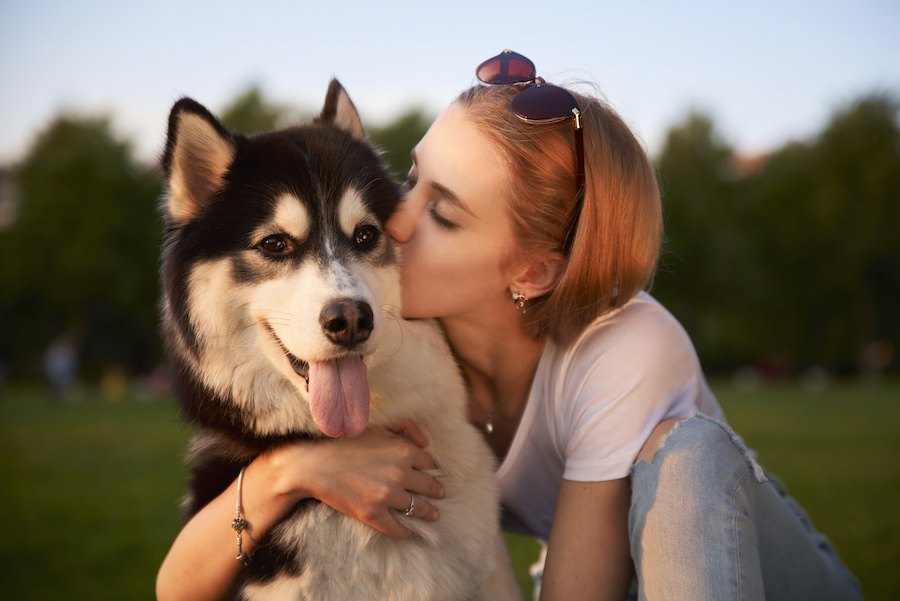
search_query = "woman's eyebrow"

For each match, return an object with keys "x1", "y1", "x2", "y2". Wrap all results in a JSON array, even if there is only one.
[
  {"x1": 410, "y1": 149, "x2": 476, "y2": 217},
  {"x1": 431, "y1": 182, "x2": 475, "y2": 217}
]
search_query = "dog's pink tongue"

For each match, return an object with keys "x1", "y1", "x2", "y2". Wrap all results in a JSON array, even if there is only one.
[{"x1": 308, "y1": 355, "x2": 370, "y2": 438}]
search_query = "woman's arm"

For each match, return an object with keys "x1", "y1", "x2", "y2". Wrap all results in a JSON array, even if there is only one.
[
  {"x1": 156, "y1": 424, "x2": 444, "y2": 601},
  {"x1": 539, "y1": 477, "x2": 633, "y2": 601},
  {"x1": 156, "y1": 450, "x2": 294, "y2": 601}
]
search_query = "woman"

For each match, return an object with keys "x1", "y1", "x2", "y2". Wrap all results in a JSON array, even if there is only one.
[{"x1": 157, "y1": 50, "x2": 861, "y2": 600}]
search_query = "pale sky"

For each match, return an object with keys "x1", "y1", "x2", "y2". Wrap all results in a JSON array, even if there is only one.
[{"x1": 1, "y1": 0, "x2": 898, "y2": 164}]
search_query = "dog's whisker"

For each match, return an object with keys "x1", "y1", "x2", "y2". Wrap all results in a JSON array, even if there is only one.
[
  {"x1": 358, "y1": 177, "x2": 381, "y2": 196},
  {"x1": 379, "y1": 305, "x2": 406, "y2": 359}
]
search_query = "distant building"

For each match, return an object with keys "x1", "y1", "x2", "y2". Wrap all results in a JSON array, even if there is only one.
[{"x1": 0, "y1": 166, "x2": 19, "y2": 228}]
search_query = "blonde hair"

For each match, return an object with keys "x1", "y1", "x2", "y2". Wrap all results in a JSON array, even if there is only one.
[{"x1": 456, "y1": 84, "x2": 662, "y2": 345}]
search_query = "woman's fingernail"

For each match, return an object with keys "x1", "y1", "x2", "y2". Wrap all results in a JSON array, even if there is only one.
[{"x1": 429, "y1": 509, "x2": 440, "y2": 521}]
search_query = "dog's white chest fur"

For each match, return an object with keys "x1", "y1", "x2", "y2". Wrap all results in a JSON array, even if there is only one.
[{"x1": 239, "y1": 321, "x2": 518, "y2": 601}]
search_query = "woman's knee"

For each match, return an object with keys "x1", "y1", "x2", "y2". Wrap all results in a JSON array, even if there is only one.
[
  {"x1": 631, "y1": 415, "x2": 768, "y2": 525},
  {"x1": 634, "y1": 415, "x2": 766, "y2": 484},
  {"x1": 629, "y1": 416, "x2": 769, "y2": 598}
]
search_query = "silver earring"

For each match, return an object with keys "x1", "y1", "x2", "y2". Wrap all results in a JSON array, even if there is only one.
[{"x1": 512, "y1": 290, "x2": 527, "y2": 314}]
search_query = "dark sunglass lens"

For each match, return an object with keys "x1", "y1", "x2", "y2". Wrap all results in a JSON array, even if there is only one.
[
  {"x1": 512, "y1": 84, "x2": 579, "y2": 122},
  {"x1": 476, "y1": 50, "x2": 536, "y2": 84}
]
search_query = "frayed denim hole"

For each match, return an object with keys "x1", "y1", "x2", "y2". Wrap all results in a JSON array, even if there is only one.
[
  {"x1": 630, "y1": 414, "x2": 769, "y2": 485},
  {"x1": 629, "y1": 418, "x2": 689, "y2": 476}
]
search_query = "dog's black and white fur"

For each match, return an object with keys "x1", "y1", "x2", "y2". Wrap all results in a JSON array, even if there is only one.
[{"x1": 160, "y1": 80, "x2": 520, "y2": 600}]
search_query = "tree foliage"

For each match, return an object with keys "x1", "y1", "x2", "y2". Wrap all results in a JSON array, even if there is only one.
[
  {"x1": 654, "y1": 94, "x2": 900, "y2": 373},
  {"x1": 369, "y1": 109, "x2": 432, "y2": 178},
  {"x1": 218, "y1": 86, "x2": 296, "y2": 133},
  {"x1": 653, "y1": 113, "x2": 749, "y2": 360},
  {"x1": 0, "y1": 114, "x2": 162, "y2": 377}
]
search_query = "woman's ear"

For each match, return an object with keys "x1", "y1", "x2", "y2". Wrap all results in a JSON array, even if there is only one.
[{"x1": 508, "y1": 251, "x2": 565, "y2": 300}]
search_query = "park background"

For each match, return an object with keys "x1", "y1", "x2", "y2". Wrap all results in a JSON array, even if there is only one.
[{"x1": 1, "y1": 1, "x2": 898, "y2": 599}]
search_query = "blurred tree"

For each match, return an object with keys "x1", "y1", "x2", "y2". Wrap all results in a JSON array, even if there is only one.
[
  {"x1": 819, "y1": 94, "x2": 900, "y2": 372},
  {"x1": 741, "y1": 140, "x2": 822, "y2": 368},
  {"x1": 215, "y1": 87, "x2": 431, "y2": 181},
  {"x1": 653, "y1": 112, "x2": 756, "y2": 367},
  {"x1": 741, "y1": 95, "x2": 900, "y2": 372},
  {"x1": 657, "y1": 94, "x2": 900, "y2": 374},
  {"x1": 218, "y1": 86, "x2": 296, "y2": 133},
  {"x1": 369, "y1": 109, "x2": 432, "y2": 178},
  {"x1": 0, "y1": 114, "x2": 162, "y2": 379}
]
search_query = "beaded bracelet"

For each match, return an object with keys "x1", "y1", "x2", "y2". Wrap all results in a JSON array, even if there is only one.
[{"x1": 231, "y1": 467, "x2": 251, "y2": 565}]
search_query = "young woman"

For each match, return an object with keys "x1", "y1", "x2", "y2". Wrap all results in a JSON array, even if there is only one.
[{"x1": 157, "y1": 51, "x2": 861, "y2": 601}]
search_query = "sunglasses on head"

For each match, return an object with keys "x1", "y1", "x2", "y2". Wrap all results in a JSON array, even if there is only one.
[{"x1": 476, "y1": 49, "x2": 585, "y2": 256}]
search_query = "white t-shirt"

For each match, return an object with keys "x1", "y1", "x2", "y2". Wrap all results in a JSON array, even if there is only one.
[{"x1": 497, "y1": 292, "x2": 724, "y2": 539}]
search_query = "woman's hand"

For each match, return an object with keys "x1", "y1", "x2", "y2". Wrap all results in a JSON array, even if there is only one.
[
  {"x1": 266, "y1": 419, "x2": 445, "y2": 540},
  {"x1": 157, "y1": 420, "x2": 444, "y2": 601}
]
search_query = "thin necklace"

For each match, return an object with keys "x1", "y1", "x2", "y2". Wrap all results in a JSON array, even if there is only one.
[{"x1": 484, "y1": 412, "x2": 494, "y2": 434}]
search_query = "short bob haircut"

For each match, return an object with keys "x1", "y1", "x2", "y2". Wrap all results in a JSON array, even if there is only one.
[{"x1": 455, "y1": 84, "x2": 662, "y2": 345}]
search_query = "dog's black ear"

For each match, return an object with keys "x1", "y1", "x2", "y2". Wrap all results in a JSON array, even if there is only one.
[
  {"x1": 318, "y1": 79, "x2": 366, "y2": 141},
  {"x1": 161, "y1": 98, "x2": 237, "y2": 225}
]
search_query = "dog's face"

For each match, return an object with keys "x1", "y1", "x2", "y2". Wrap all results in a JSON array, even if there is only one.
[{"x1": 160, "y1": 81, "x2": 403, "y2": 438}]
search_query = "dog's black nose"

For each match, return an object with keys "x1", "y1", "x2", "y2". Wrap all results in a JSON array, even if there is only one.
[{"x1": 320, "y1": 298, "x2": 374, "y2": 348}]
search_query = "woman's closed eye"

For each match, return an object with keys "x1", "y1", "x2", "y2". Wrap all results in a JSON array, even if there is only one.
[
  {"x1": 428, "y1": 202, "x2": 459, "y2": 230},
  {"x1": 401, "y1": 162, "x2": 462, "y2": 231}
]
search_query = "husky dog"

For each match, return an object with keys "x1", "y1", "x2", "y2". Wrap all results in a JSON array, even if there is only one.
[{"x1": 159, "y1": 81, "x2": 520, "y2": 600}]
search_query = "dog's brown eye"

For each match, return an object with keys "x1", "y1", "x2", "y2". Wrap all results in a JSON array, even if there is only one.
[
  {"x1": 354, "y1": 224, "x2": 380, "y2": 250},
  {"x1": 259, "y1": 234, "x2": 292, "y2": 255}
]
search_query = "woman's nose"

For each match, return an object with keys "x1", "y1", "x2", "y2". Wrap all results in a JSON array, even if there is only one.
[{"x1": 386, "y1": 194, "x2": 417, "y2": 243}]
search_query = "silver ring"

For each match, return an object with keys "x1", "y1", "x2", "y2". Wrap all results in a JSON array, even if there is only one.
[{"x1": 402, "y1": 493, "x2": 415, "y2": 517}]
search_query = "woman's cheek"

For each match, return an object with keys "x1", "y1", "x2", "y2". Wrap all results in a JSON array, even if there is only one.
[{"x1": 397, "y1": 255, "x2": 430, "y2": 315}]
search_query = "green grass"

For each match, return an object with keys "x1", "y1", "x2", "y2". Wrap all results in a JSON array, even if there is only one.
[
  {"x1": 714, "y1": 381, "x2": 900, "y2": 601},
  {"x1": 1, "y1": 381, "x2": 897, "y2": 600},
  {"x1": 1, "y1": 388, "x2": 190, "y2": 600}
]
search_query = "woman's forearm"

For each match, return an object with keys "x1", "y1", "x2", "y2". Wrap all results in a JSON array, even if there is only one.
[
  {"x1": 156, "y1": 425, "x2": 443, "y2": 601},
  {"x1": 539, "y1": 478, "x2": 633, "y2": 601},
  {"x1": 155, "y1": 450, "x2": 310, "y2": 601}
]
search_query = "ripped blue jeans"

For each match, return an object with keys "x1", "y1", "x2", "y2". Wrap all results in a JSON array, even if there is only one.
[
  {"x1": 530, "y1": 415, "x2": 861, "y2": 600},
  {"x1": 627, "y1": 414, "x2": 861, "y2": 601}
]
